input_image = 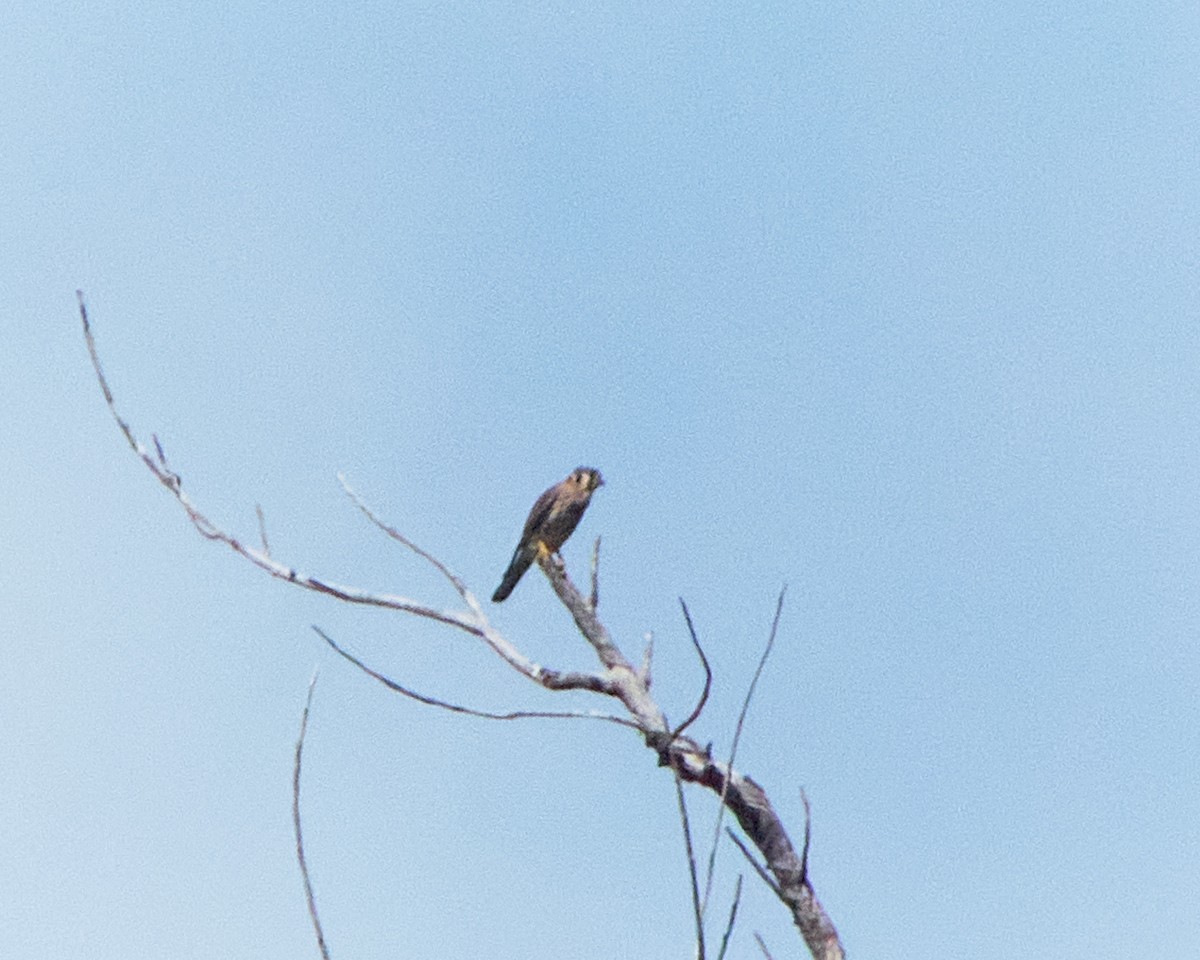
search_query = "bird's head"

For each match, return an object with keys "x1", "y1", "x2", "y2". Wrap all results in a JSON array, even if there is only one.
[{"x1": 570, "y1": 467, "x2": 604, "y2": 493}]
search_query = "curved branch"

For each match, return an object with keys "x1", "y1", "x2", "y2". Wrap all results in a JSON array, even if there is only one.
[
  {"x1": 82, "y1": 293, "x2": 842, "y2": 959},
  {"x1": 79, "y1": 293, "x2": 613, "y2": 699},
  {"x1": 671, "y1": 598, "x2": 712, "y2": 740},
  {"x1": 314, "y1": 626, "x2": 637, "y2": 727},
  {"x1": 338, "y1": 473, "x2": 483, "y2": 616},
  {"x1": 80, "y1": 293, "x2": 474, "y2": 630}
]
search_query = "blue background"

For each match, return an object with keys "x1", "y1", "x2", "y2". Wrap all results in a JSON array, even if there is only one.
[{"x1": 3, "y1": 3, "x2": 1198, "y2": 956}]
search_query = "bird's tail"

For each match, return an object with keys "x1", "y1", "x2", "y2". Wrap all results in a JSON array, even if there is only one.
[{"x1": 491, "y1": 548, "x2": 534, "y2": 602}]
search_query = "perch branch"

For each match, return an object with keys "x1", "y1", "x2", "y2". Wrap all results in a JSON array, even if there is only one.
[
  {"x1": 79, "y1": 293, "x2": 614, "y2": 700},
  {"x1": 81, "y1": 293, "x2": 842, "y2": 959}
]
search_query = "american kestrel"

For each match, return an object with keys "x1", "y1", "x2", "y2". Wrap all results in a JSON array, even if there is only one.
[{"x1": 491, "y1": 467, "x2": 604, "y2": 602}]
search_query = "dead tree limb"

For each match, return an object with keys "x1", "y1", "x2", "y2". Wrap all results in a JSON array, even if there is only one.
[
  {"x1": 541, "y1": 557, "x2": 843, "y2": 959},
  {"x1": 80, "y1": 294, "x2": 844, "y2": 960}
]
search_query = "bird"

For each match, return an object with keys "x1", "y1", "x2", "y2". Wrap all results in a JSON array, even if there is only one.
[{"x1": 492, "y1": 467, "x2": 604, "y2": 602}]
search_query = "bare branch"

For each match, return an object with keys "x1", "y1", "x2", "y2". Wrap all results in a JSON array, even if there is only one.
[
  {"x1": 255, "y1": 504, "x2": 271, "y2": 557},
  {"x1": 733, "y1": 586, "x2": 785, "y2": 760},
  {"x1": 538, "y1": 556, "x2": 842, "y2": 959},
  {"x1": 336, "y1": 474, "x2": 624, "y2": 696},
  {"x1": 81, "y1": 292, "x2": 474, "y2": 629},
  {"x1": 667, "y1": 744, "x2": 841, "y2": 960},
  {"x1": 702, "y1": 587, "x2": 785, "y2": 916},
  {"x1": 293, "y1": 672, "x2": 331, "y2": 960},
  {"x1": 539, "y1": 552, "x2": 634, "y2": 673},
  {"x1": 82, "y1": 295, "x2": 843, "y2": 959},
  {"x1": 79, "y1": 295, "x2": 615, "y2": 698},
  {"x1": 754, "y1": 932, "x2": 777, "y2": 960},
  {"x1": 715, "y1": 875, "x2": 743, "y2": 960},
  {"x1": 313, "y1": 627, "x2": 637, "y2": 728},
  {"x1": 725, "y1": 828, "x2": 782, "y2": 899},
  {"x1": 338, "y1": 473, "x2": 484, "y2": 617},
  {"x1": 673, "y1": 773, "x2": 705, "y2": 960},
  {"x1": 672, "y1": 599, "x2": 712, "y2": 740},
  {"x1": 151, "y1": 433, "x2": 176, "y2": 481}
]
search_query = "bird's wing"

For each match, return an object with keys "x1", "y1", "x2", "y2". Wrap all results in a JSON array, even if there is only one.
[{"x1": 520, "y1": 483, "x2": 562, "y2": 540}]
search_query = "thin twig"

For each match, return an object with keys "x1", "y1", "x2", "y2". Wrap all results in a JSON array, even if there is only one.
[
  {"x1": 151, "y1": 433, "x2": 176, "y2": 483},
  {"x1": 754, "y1": 932, "x2": 777, "y2": 960},
  {"x1": 313, "y1": 627, "x2": 638, "y2": 728},
  {"x1": 256, "y1": 504, "x2": 270, "y2": 556},
  {"x1": 701, "y1": 587, "x2": 786, "y2": 915},
  {"x1": 725, "y1": 828, "x2": 782, "y2": 899},
  {"x1": 337, "y1": 473, "x2": 485, "y2": 618},
  {"x1": 671, "y1": 599, "x2": 712, "y2": 740},
  {"x1": 715, "y1": 875, "x2": 743, "y2": 960},
  {"x1": 293, "y1": 672, "x2": 331, "y2": 960},
  {"x1": 80, "y1": 293, "x2": 473, "y2": 629},
  {"x1": 673, "y1": 773, "x2": 705, "y2": 960}
]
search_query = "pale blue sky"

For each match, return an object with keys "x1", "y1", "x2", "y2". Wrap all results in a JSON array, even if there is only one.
[{"x1": 3, "y1": 2, "x2": 1198, "y2": 957}]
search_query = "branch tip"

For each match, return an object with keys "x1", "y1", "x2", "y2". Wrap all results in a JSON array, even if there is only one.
[
  {"x1": 293, "y1": 672, "x2": 331, "y2": 960},
  {"x1": 715, "y1": 874, "x2": 743, "y2": 960},
  {"x1": 255, "y1": 503, "x2": 270, "y2": 556},
  {"x1": 754, "y1": 932, "x2": 777, "y2": 960},
  {"x1": 672, "y1": 599, "x2": 711, "y2": 741}
]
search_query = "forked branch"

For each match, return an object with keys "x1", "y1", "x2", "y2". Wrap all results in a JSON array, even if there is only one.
[
  {"x1": 81, "y1": 294, "x2": 843, "y2": 960},
  {"x1": 79, "y1": 292, "x2": 612, "y2": 699}
]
